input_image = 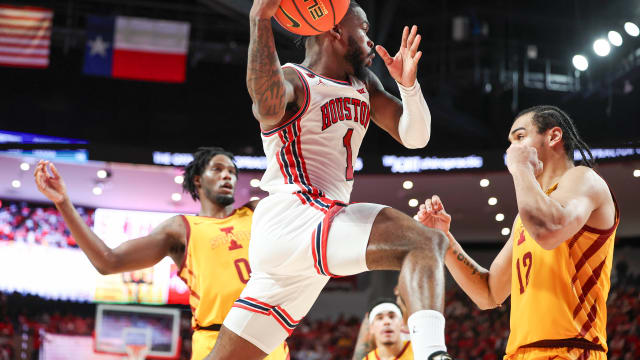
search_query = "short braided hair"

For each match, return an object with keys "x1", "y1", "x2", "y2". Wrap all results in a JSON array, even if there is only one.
[{"x1": 182, "y1": 147, "x2": 237, "y2": 201}]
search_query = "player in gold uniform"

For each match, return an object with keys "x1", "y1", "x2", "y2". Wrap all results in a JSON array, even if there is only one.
[
  {"x1": 34, "y1": 147, "x2": 289, "y2": 360},
  {"x1": 353, "y1": 299, "x2": 413, "y2": 360},
  {"x1": 416, "y1": 106, "x2": 618, "y2": 359}
]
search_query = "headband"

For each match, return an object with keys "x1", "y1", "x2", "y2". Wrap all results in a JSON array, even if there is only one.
[{"x1": 369, "y1": 302, "x2": 403, "y2": 324}]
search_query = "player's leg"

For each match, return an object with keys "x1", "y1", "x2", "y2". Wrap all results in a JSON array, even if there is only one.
[
  {"x1": 204, "y1": 325, "x2": 266, "y2": 360},
  {"x1": 366, "y1": 207, "x2": 447, "y2": 311},
  {"x1": 365, "y1": 207, "x2": 449, "y2": 359},
  {"x1": 316, "y1": 203, "x2": 449, "y2": 358},
  {"x1": 206, "y1": 272, "x2": 327, "y2": 360},
  {"x1": 206, "y1": 195, "x2": 330, "y2": 360}
]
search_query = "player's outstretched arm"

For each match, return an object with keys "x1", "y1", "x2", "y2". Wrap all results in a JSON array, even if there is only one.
[
  {"x1": 417, "y1": 196, "x2": 511, "y2": 310},
  {"x1": 369, "y1": 25, "x2": 431, "y2": 149},
  {"x1": 34, "y1": 160, "x2": 186, "y2": 274},
  {"x1": 247, "y1": 0, "x2": 297, "y2": 128}
]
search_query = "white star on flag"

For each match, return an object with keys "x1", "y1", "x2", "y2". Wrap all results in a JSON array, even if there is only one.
[{"x1": 89, "y1": 36, "x2": 109, "y2": 57}]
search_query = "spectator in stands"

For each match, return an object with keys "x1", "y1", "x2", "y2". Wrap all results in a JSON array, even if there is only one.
[{"x1": 0, "y1": 199, "x2": 92, "y2": 248}]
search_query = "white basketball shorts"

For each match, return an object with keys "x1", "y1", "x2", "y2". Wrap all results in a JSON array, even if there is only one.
[{"x1": 222, "y1": 193, "x2": 386, "y2": 353}]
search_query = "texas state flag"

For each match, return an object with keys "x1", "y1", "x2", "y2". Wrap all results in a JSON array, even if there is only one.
[{"x1": 83, "y1": 15, "x2": 190, "y2": 83}]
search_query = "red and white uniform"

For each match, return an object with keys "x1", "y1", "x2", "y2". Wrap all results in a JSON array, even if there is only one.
[
  {"x1": 223, "y1": 64, "x2": 386, "y2": 354},
  {"x1": 260, "y1": 63, "x2": 372, "y2": 204}
]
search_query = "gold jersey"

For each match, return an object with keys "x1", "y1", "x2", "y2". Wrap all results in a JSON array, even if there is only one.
[
  {"x1": 178, "y1": 207, "x2": 289, "y2": 360},
  {"x1": 506, "y1": 184, "x2": 619, "y2": 355},
  {"x1": 363, "y1": 341, "x2": 412, "y2": 360}
]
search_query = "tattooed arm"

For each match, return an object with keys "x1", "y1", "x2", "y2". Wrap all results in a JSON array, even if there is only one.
[
  {"x1": 444, "y1": 230, "x2": 512, "y2": 310},
  {"x1": 247, "y1": 1, "x2": 298, "y2": 130},
  {"x1": 417, "y1": 195, "x2": 512, "y2": 310}
]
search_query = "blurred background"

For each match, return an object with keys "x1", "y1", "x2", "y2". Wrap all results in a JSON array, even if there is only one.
[{"x1": 1, "y1": 0, "x2": 640, "y2": 359}]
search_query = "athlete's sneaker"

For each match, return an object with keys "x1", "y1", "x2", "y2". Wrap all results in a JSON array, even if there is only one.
[{"x1": 427, "y1": 351, "x2": 455, "y2": 360}]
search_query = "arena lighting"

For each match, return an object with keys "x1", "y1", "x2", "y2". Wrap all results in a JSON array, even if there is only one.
[
  {"x1": 495, "y1": 213, "x2": 505, "y2": 222},
  {"x1": 501, "y1": 227, "x2": 511, "y2": 236},
  {"x1": 250, "y1": 179, "x2": 261, "y2": 188},
  {"x1": 402, "y1": 180, "x2": 414, "y2": 190},
  {"x1": 11, "y1": 180, "x2": 20, "y2": 188},
  {"x1": 479, "y1": 178, "x2": 490, "y2": 187},
  {"x1": 382, "y1": 154, "x2": 483, "y2": 173},
  {"x1": 19, "y1": 162, "x2": 30, "y2": 171},
  {"x1": 574, "y1": 147, "x2": 640, "y2": 160},
  {"x1": 152, "y1": 152, "x2": 364, "y2": 172},
  {"x1": 624, "y1": 22, "x2": 639, "y2": 37},
  {"x1": 408, "y1": 199, "x2": 419, "y2": 207},
  {"x1": 572, "y1": 55, "x2": 589, "y2": 71},
  {"x1": 593, "y1": 39, "x2": 611, "y2": 56},
  {"x1": 171, "y1": 193, "x2": 182, "y2": 202},
  {"x1": 488, "y1": 197, "x2": 498, "y2": 206},
  {"x1": 608, "y1": 31, "x2": 623, "y2": 47},
  {"x1": 174, "y1": 175, "x2": 184, "y2": 184},
  {"x1": 634, "y1": 169, "x2": 640, "y2": 178},
  {"x1": 92, "y1": 186, "x2": 103, "y2": 195},
  {"x1": 96, "y1": 169, "x2": 109, "y2": 179}
]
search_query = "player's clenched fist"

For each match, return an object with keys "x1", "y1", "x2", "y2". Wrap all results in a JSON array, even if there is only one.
[{"x1": 506, "y1": 143, "x2": 543, "y2": 176}]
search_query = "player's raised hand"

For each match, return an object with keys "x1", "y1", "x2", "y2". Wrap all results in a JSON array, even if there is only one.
[
  {"x1": 249, "y1": 0, "x2": 281, "y2": 19},
  {"x1": 416, "y1": 195, "x2": 451, "y2": 233},
  {"x1": 34, "y1": 160, "x2": 68, "y2": 205},
  {"x1": 375, "y1": 25, "x2": 423, "y2": 87}
]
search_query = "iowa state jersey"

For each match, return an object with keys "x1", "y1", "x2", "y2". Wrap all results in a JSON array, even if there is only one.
[
  {"x1": 363, "y1": 341, "x2": 412, "y2": 360},
  {"x1": 506, "y1": 184, "x2": 619, "y2": 354},
  {"x1": 178, "y1": 208, "x2": 253, "y2": 329},
  {"x1": 259, "y1": 63, "x2": 371, "y2": 204}
]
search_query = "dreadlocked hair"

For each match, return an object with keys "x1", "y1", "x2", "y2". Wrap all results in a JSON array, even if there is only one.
[
  {"x1": 517, "y1": 105, "x2": 595, "y2": 168},
  {"x1": 292, "y1": 0, "x2": 362, "y2": 49},
  {"x1": 182, "y1": 147, "x2": 237, "y2": 201}
]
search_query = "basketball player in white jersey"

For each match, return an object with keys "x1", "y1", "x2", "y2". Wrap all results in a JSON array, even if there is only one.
[{"x1": 206, "y1": 1, "x2": 453, "y2": 359}]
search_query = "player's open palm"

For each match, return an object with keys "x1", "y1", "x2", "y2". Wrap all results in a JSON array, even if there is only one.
[
  {"x1": 416, "y1": 195, "x2": 451, "y2": 233},
  {"x1": 34, "y1": 160, "x2": 68, "y2": 205},
  {"x1": 375, "y1": 25, "x2": 422, "y2": 87}
]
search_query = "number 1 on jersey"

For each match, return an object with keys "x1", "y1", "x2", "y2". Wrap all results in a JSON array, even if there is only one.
[{"x1": 343, "y1": 128, "x2": 354, "y2": 181}]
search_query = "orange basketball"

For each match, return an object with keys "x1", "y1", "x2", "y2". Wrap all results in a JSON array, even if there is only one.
[{"x1": 274, "y1": 0, "x2": 351, "y2": 36}]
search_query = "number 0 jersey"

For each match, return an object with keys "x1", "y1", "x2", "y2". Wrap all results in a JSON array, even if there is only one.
[
  {"x1": 259, "y1": 63, "x2": 371, "y2": 204},
  {"x1": 178, "y1": 208, "x2": 253, "y2": 329},
  {"x1": 506, "y1": 183, "x2": 619, "y2": 355}
]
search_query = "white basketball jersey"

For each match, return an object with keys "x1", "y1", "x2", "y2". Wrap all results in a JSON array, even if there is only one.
[{"x1": 259, "y1": 63, "x2": 371, "y2": 206}]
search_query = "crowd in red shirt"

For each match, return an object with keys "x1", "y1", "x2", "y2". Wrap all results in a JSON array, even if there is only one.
[{"x1": 0, "y1": 200, "x2": 93, "y2": 248}]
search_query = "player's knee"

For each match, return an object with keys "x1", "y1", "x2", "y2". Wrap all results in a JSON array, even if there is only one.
[
  {"x1": 368, "y1": 208, "x2": 448, "y2": 269},
  {"x1": 411, "y1": 228, "x2": 448, "y2": 260}
]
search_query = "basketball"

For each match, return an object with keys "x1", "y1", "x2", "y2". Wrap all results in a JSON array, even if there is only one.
[{"x1": 274, "y1": 0, "x2": 351, "y2": 36}]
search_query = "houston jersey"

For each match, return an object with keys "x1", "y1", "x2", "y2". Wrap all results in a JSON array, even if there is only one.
[
  {"x1": 259, "y1": 63, "x2": 371, "y2": 204},
  {"x1": 178, "y1": 208, "x2": 254, "y2": 329},
  {"x1": 363, "y1": 341, "x2": 412, "y2": 360},
  {"x1": 506, "y1": 183, "x2": 619, "y2": 354}
]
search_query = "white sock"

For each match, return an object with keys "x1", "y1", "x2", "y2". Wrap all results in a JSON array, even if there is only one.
[{"x1": 407, "y1": 310, "x2": 447, "y2": 359}]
